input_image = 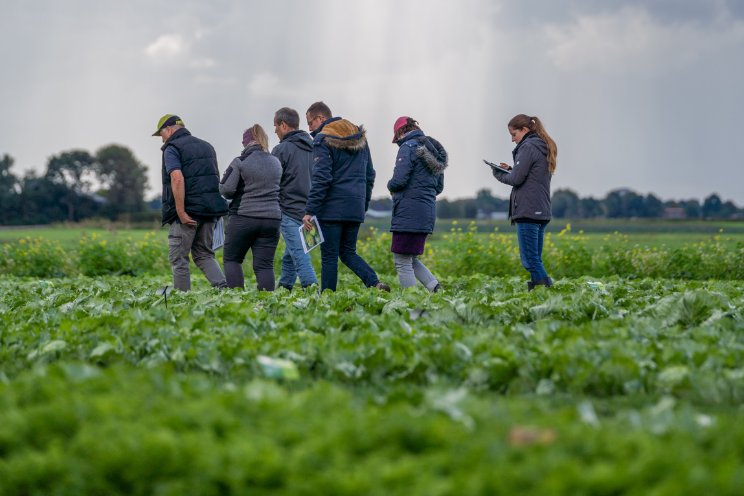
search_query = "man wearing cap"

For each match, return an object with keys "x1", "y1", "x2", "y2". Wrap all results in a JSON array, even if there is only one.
[
  {"x1": 302, "y1": 101, "x2": 389, "y2": 292},
  {"x1": 153, "y1": 114, "x2": 228, "y2": 291}
]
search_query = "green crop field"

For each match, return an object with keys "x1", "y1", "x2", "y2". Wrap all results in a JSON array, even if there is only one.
[{"x1": 1, "y1": 221, "x2": 743, "y2": 495}]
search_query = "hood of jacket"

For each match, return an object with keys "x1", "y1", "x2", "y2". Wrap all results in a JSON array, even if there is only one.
[
  {"x1": 316, "y1": 117, "x2": 367, "y2": 151},
  {"x1": 239, "y1": 143, "x2": 263, "y2": 160},
  {"x1": 513, "y1": 131, "x2": 547, "y2": 158},
  {"x1": 281, "y1": 129, "x2": 313, "y2": 152},
  {"x1": 399, "y1": 130, "x2": 448, "y2": 175}
]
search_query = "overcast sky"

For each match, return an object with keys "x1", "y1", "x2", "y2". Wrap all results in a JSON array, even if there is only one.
[{"x1": 1, "y1": 0, "x2": 743, "y2": 204}]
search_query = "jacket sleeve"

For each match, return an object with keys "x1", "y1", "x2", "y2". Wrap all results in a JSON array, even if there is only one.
[
  {"x1": 219, "y1": 157, "x2": 241, "y2": 199},
  {"x1": 495, "y1": 143, "x2": 535, "y2": 187},
  {"x1": 305, "y1": 140, "x2": 333, "y2": 216},
  {"x1": 271, "y1": 143, "x2": 287, "y2": 169},
  {"x1": 387, "y1": 144, "x2": 414, "y2": 193},
  {"x1": 365, "y1": 145, "x2": 375, "y2": 212},
  {"x1": 435, "y1": 173, "x2": 444, "y2": 195}
]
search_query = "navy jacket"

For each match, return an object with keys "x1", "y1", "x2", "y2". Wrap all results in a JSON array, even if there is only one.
[
  {"x1": 305, "y1": 117, "x2": 375, "y2": 223},
  {"x1": 271, "y1": 129, "x2": 314, "y2": 222},
  {"x1": 494, "y1": 132, "x2": 551, "y2": 223},
  {"x1": 161, "y1": 128, "x2": 228, "y2": 225},
  {"x1": 387, "y1": 130, "x2": 447, "y2": 233}
]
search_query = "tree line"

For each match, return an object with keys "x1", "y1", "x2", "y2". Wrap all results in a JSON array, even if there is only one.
[
  {"x1": 2, "y1": 146, "x2": 742, "y2": 225},
  {"x1": 0, "y1": 147, "x2": 151, "y2": 225},
  {"x1": 370, "y1": 188, "x2": 743, "y2": 220}
]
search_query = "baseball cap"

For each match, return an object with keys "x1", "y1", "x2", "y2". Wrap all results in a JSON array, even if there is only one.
[
  {"x1": 392, "y1": 116, "x2": 410, "y2": 142},
  {"x1": 152, "y1": 114, "x2": 184, "y2": 136}
]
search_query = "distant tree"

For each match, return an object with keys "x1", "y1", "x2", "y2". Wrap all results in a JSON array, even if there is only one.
[
  {"x1": 720, "y1": 200, "x2": 739, "y2": 219},
  {"x1": 368, "y1": 197, "x2": 392, "y2": 211},
  {"x1": 624, "y1": 191, "x2": 646, "y2": 217},
  {"x1": 45, "y1": 150, "x2": 98, "y2": 221},
  {"x1": 551, "y1": 189, "x2": 580, "y2": 218},
  {"x1": 604, "y1": 190, "x2": 625, "y2": 218},
  {"x1": 702, "y1": 194, "x2": 722, "y2": 218},
  {"x1": 16, "y1": 171, "x2": 98, "y2": 225},
  {"x1": 95, "y1": 144, "x2": 149, "y2": 219},
  {"x1": 437, "y1": 198, "x2": 456, "y2": 218},
  {"x1": 643, "y1": 194, "x2": 664, "y2": 218},
  {"x1": 681, "y1": 199, "x2": 701, "y2": 219},
  {"x1": 474, "y1": 189, "x2": 508, "y2": 215},
  {"x1": 0, "y1": 154, "x2": 20, "y2": 222},
  {"x1": 578, "y1": 197, "x2": 603, "y2": 218}
]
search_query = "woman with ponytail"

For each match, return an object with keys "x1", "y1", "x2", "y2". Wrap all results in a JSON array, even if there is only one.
[
  {"x1": 219, "y1": 124, "x2": 282, "y2": 290},
  {"x1": 492, "y1": 114, "x2": 557, "y2": 290}
]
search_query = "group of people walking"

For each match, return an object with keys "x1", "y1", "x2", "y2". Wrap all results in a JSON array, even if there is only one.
[{"x1": 153, "y1": 104, "x2": 557, "y2": 294}]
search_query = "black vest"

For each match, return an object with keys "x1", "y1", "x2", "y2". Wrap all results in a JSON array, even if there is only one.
[{"x1": 161, "y1": 128, "x2": 228, "y2": 225}]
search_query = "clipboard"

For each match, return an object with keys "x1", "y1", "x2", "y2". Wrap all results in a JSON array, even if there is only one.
[{"x1": 299, "y1": 215, "x2": 324, "y2": 253}]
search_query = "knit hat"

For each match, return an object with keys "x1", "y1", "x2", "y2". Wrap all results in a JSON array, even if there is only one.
[
  {"x1": 242, "y1": 128, "x2": 254, "y2": 147},
  {"x1": 392, "y1": 116, "x2": 410, "y2": 143},
  {"x1": 152, "y1": 114, "x2": 183, "y2": 136}
]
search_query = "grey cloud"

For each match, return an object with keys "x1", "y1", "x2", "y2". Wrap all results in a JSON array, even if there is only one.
[{"x1": 1, "y1": 0, "x2": 742, "y2": 206}]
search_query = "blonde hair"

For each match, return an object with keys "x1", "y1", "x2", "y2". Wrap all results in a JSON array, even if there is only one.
[
  {"x1": 245, "y1": 124, "x2": 269, "y2": 152},
  {"x1": 508, "y1": 114, "x2": 557, "y2": 174}
]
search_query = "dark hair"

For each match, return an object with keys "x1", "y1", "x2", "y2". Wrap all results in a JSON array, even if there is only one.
[
  {"x1": 274, "y1": 107, "x2": 300, "y2": 129},
  {"x1": 395, "y1": 117, "x2": 420, "y2": 141},
  {"x1": 508, "y1": 114, "x2": 558, "y2": 173},
  {"x1": 306, "y1": 101, "x2": 332, "y2": 120}
]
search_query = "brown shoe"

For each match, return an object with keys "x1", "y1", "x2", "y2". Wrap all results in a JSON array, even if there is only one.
[{"x1": 374, "y1": 281, "x2": 391, "y2": 292}]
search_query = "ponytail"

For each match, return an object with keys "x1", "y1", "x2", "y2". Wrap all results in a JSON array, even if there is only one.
[{"x1": 508, "y1": 114, "x2": 558, "y2": 174}]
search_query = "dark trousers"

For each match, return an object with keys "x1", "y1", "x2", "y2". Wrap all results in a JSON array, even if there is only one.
[
  {"x1": 223, "y1": 215, "x2": 280, "y2": 290},
  {"x1": 318, "y1": 220, "x2": 379, "y2": 292}
]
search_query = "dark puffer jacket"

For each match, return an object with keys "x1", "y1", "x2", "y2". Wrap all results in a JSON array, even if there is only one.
[
  {"x1": 271, "y1": 129, "x2": 314, "y2": 222},
  {"x1": 387, "y1": 130, "x2": 447, "y2": 233},
  {"x1": 305, "y1": 117, "x2": 375, "y2": 223},
  {"x1": 494, "y1": 132, "x2": 551, "y2": 223},
  {"x1": 161, "y1": 128, "x2": 228, "y2": 225}
]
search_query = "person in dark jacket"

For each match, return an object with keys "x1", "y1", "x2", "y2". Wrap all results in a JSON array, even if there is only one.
[
  {"x1": 219, "y1": 124, "x2": 282, "y2": 290},
  {"x1": 492, "y1": 114, "x2": 558, "y2": 290},
  {"x1": 387, "y1": 116, "x2": 447, "y2": 292},
  {"x1": 271, "y1": 107, "x2": 318, "y2": 290},
  {"x1": 301, "y1": 101, "x2": 389, "y2": 292},
  {"x1": 153, "y1": 114, "x2": 228, "y2": 291}
]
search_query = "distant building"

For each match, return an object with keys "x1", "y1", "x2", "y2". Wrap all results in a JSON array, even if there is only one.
[
  {"x1": 476, "y1": 209, "x2": 508, "y2": 220},
  {"x1": 662, "y1": 207, "x2": 686, "y2": 219},
  {"x1": 366, "y1": 209, "x2": 391, "y2": 219}
]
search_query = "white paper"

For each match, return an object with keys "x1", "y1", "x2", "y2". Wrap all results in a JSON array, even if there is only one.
[
  {"x1": 212, "y1": 217, "x2": 225, "y2": 250},
  {"x1": 299, "y1": 216, "x2": 324, "y2": 253}
]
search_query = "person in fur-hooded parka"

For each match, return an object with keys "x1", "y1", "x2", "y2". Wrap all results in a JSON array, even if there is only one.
[
  {"x1": 387, "y1": 117, "x2": 447, "y2": 292},
  {"x1": 388, "y1": 117, "x2": 447, "y2": 233}
]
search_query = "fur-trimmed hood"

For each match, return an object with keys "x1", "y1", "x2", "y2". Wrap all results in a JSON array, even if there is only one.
[
  {"x1": 316, "y1": 117, "x2": 367, "y2": 151},
  {"x1": 399, "y1": 130, "x2": 448, "y2": 175},
  {"x1": 416, "y1": 142, "x2": 448, "y2": 175}
]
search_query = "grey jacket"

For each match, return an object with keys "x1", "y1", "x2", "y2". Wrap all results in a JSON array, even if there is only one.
[
  {"x1": 494, "y1": 132, "x2": 551, "y2": 223},
  {"x1": 219, "y1": 145, "x2": 282, "y2": 220},
  {"x1": 271, "y1": 129, "x2": 314, "y2": 222}
]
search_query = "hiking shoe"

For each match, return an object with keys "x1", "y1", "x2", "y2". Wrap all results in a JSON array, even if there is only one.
[
  {"x1": 432, "y1": 283, "x2": 441, "y2": 293},
  {"x1": 374, "y1": 281, "x2": 391, "y2": 292},
  {"x1": 527, "y1": 281, "x2": 535, "y2": 291}
]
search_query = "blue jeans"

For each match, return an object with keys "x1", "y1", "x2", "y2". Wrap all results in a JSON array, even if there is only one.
[
  {"x1": 278, "y1": 215, "x2": 318, "y2": 289},
  {"x1": 516, "y1": 221, "x2": 550, "y2": 281},
  {"x1": 318, "y1": 220, "x2": 379, "y2": 292}
]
